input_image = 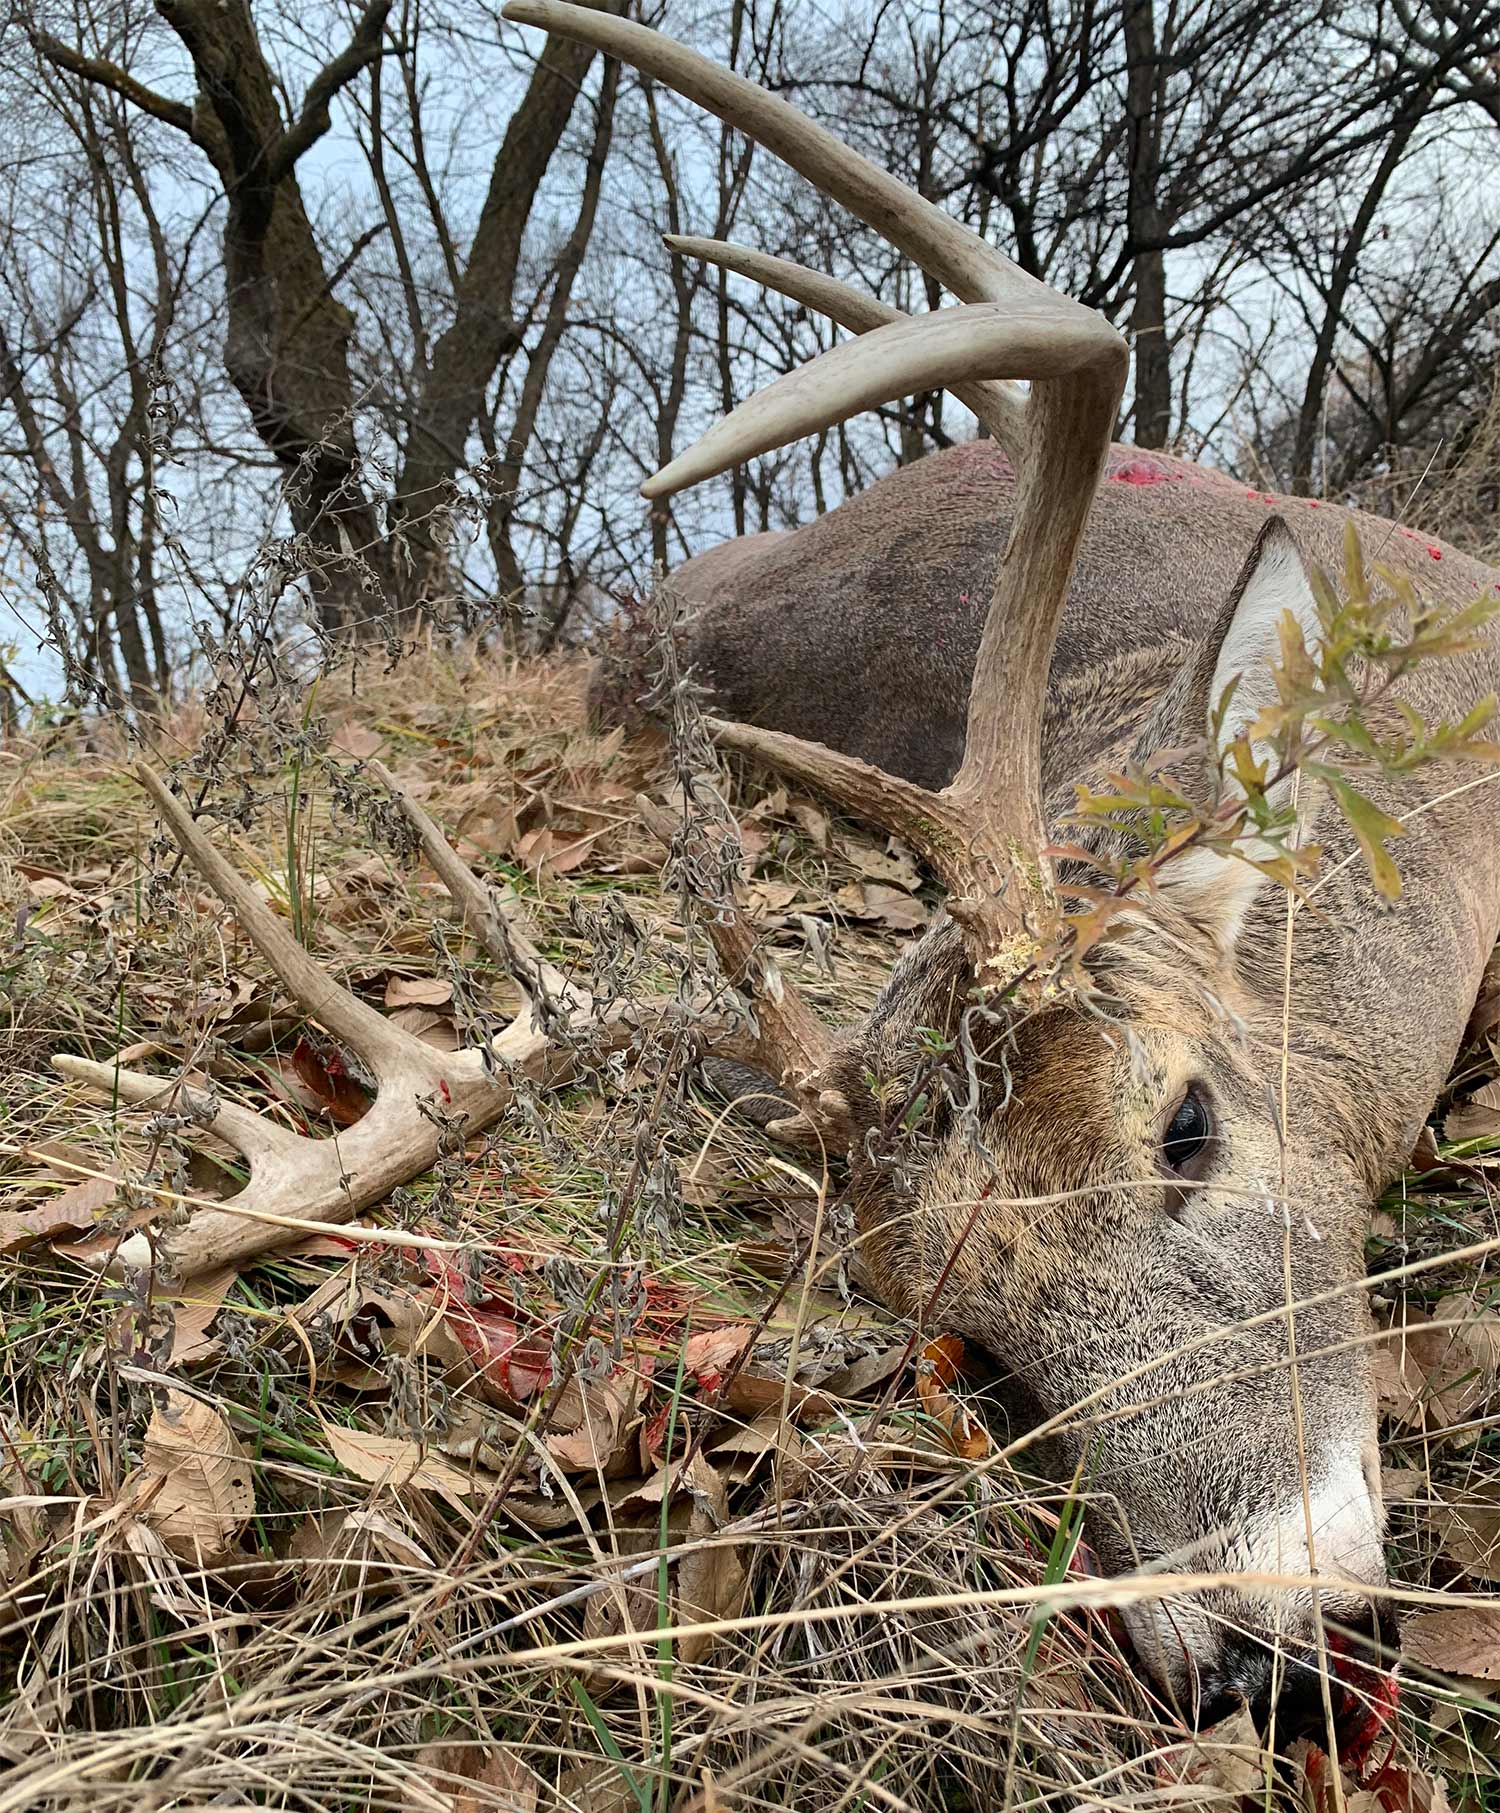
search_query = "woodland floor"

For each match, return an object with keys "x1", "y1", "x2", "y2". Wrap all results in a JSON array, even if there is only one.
[{"x1": 0, "y1": 641, "x2": 1497, "y2": 1812}]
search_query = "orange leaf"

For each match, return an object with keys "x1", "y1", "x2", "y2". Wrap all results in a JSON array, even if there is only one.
[{"x1": 915, "y1": 1335, "x2": 990, "y2": 1460}]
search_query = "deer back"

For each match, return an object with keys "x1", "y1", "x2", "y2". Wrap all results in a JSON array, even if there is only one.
[{"x1": 673, "y1": 441, "x2": 1498, "y2": 798}]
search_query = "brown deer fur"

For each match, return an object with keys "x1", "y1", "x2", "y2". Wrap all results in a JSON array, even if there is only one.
[{"x1": 660, "y1": 440, "x2": 1500, "y2": 1718}]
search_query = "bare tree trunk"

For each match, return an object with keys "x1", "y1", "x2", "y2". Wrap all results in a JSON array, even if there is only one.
[
  {"x1": 1123, "y1": 0, "x2": 1170, "y2": 448},
  {"x1": 161, "y1": 0, "x2": 394, "y2": 627},
  {"x1": 1290, "y1": 106, "x2": 1425, "y2": 493},
  {"x1": 643, "y1": 77, "x2": 699, "y2": 574},
  {"x1": 392, "y1": 16, "x2": 612, "y2": 600},
  {"x1": 488, "y1": 60, "x2": 620, "y2": 607}
]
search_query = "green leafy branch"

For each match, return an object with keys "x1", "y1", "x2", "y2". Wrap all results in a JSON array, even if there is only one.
[{"x1": 1053, "y1": 523, "x2": 1500, "y2": 964}]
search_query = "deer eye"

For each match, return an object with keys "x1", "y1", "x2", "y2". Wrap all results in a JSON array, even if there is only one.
[{"x1": 1162, "y1": 1089, "x2": 1213, "y2": 1174}]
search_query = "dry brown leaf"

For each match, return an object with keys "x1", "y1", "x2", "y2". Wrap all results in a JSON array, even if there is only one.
[
  {"x1": 26, "y1": 873, "x2": 80, "y2": 903},
  {"x1": 545, "y1": 1376, "x2": 638, "y2": 1476},
  {"x1": 166, "y1": 1266, "x2": 237, "y2": 1365},
  {"x1": 411, "y1": 1741, "x2": 538, "y2": 1813},
  {"x1": 0, "y1": 1172, "x2": 119, "y2": 1255},
  {"x1": 679, "y1": 1151, "x2": 739, "y2": 1208},
  {"x1": 384, "y1": 974, "x2": 453, "y2": 1008},
  {"x1": 555, "y1": 1762, "x2": 639, "y2": 1813},
  {"x1": 514, "y1": 825, "x2": 590, "y2": 879},
  {"x1": 1444, "y1": 1079, "x2": 1500, "y2": 1143},
  {"x1": 915, "y1": 1334, "x2": 991, "y2": 1460},
  {"x1": 611, "y1": 1453, "x2": 745, "y2": 1667},
  {"x1": 676, "y1": 1454, "x2": 746, "y2": 1665},
  {"x1": 834, "y1": 879, "x2": 929, "y2": 930},
  {"x1": 323, "y1": 1422, "x2": 502, "y2": 1508},
  {"x1": 710, "y1": 1410, "x2": 801, "y2": 1483},
  {"x1": 789, "y1": 800, "x2": 829, "y2": 849},
  {"x1": 837, "y1": 835, "x2": 922, "y2": 891},
  {"x1": 743, "y1": 784, "x2": 789, "y2": 821},
  {"x1": 860, "y1": 882, "x2": 929, "y2": 929},
  {"x1": 331, "y1": 723, "x2": 385, "y2": 759},
  {"x1": 1432, "y1": 1289, "x2": 1500, "y2": 1373},
  {"x1": 137, "y1": 1389, "x2": 254, "y2": 1564},
  {"x1": 1430, "y1": 1485, "x2": 1500, "y2": 1581},
  {"x1": 819, "y1": 1342, "x2": 907, "y2": 1399},
  {"x1": 1403, "y1": 1606, "x2": 1500, "y2": 1680},
  {"x1": 745, "y1": 878, "x2": 799, "y2": 918},
  {"x1": 1381, "y1": 1466, "x2": 1430, "y2": 1504},
  {"x1": 1163, "y1": 1707, "x2": 1266, "y2": 1796},
  {"x1": 1373, "y1": 1303, "x2": 1493, "y2": 1438},
  {"x1": 682, "y1": 1324, "x2": 756, "y2": 1391},
  {"x1": 292, "y1": 1508, "x2": 436, "y2": 1587},
  {"x1": 120, "y1": 1516, "x2": 214, "y2": 1616},
  {"x1": 387, "y1": 1003, "x2": 462, "y2": 1050}
]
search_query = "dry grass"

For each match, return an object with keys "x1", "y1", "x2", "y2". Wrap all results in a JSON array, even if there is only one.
[{"x1": 1, "y1": 642, "x2": 1497, "y2": 1811}]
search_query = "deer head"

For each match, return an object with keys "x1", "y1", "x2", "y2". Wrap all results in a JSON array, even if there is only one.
[{"x1": 501, "y1": 2, "x2": 1398, "y2": 1736}]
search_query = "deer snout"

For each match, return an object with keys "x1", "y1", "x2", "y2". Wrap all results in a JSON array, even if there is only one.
[
  {"x1": 1194, "y1": 1597, "x2": 1400, "y2": 1741},
  {"x1": 1119, "y1": 1443, "x2": 1391, "y2": 1725}
]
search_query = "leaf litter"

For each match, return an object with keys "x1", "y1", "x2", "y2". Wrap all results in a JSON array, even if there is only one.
[{"x1": 1, "y1": 649, "x2": 1495, "y2": 1808}]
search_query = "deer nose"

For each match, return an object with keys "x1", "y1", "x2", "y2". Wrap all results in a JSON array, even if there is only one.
[
  {"x1": 1194, "y1": 1646, "x2": 1345, "y2": 1738},
  {"x1": 1201, "y1": 1600, "x2": 1397, "y2": 1740},
  {"x1": 1248, "y1": 1652, "x2": 1346, "y2": 1742}
]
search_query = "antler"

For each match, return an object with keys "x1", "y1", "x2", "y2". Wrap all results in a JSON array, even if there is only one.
[
  {"x1": 662, "y1": 235, "x2": 1029, "y2": 462},
  {"x1": 505, "y1": 1, "x2": 1129, "y2": 973},
  {"x1": 52, "y1": 765, "x2": 641, "y2": 1277}
]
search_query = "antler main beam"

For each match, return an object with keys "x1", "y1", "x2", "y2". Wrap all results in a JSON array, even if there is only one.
[{"x1": 503, "y1": 1, "x2": 1128, "y2": 965}]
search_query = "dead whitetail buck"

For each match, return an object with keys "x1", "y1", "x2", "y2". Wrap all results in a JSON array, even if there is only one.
[
  {"x1": 52, "y1": 0, "x2": 1499, "y2": 1749},
  {"x1": 513, "y1": 0, "x2": 1500, "y2": 1740}
]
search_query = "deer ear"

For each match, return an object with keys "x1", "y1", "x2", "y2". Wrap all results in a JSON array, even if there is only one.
[
  {"x1": 1156, "y1": 517, "x2": 1320, "y2": 948},
  {"x1": 1202, "y1": 515, "x2": 1321, "y2": 776}
]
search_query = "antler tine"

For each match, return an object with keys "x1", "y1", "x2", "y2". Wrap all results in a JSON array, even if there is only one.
[
  {"x1": 664, "y1": 234, "x2": 1027, "y2": 462},
  {"x1": 367, "y1": 758, "x2": 584, "y2": 1018},
  {"x1": 135, "y1": 764, "x2": 442, "y2": 1082},
  {"x1": 52, "y1": 1054, "x2": 309, "y2": 1161},
  {"x1": 50, "y1": 765, "x2": 649, "y2": 1278},
  {"x1": 505, "y1": 1, "x2": 1057, "y2": 312},
  {"x1": 53, "y1": 1043, "x2": 529, "y2": 1277},
  {"x1": 503, "y1": 1, "x2": 1128, "y2": 962},
  {"x1": 636, "y1": 795, "x2": 832, "y2": 1073}
]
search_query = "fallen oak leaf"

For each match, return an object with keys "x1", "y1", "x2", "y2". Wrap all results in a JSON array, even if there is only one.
[
  {"x1": 384, "y1": 974, "x2": 453, "y2": 1008},
  {"x1": 682, "y1": 1324, "x2": 756, "y2": 1395},
  {"x1": 1402, "y1": 1606, "x2": 1500, "y2": 1681},
  {"x1": 321, "y1": 1421, "x2": 505, "y2": 1510},
  {"x1": 411, "y1": 1740, "x2": 538, "y2": 1813},
  {"x1": 136, "y1": 1389, "x2": 254, "y2": 1565},
  {"x1": 287, "y1": 1038, "x2": 371, "y2": 1127},
  {"x1": 386, "y1": 1004, "x2": 462, "y2": 1050},
  {"x1": 1444, "y1": 1079, "x2": 1500, "y2": 1144},
  {"x1": 1429, "y1": 1484, "x2": 1500, "y2": 1582},
  {"x1": 442, "y1": 1300, "x2": 553, "y2": 1408},
  {"x1": 0, "y1": 1170, "x2": 120, "y2": 1254},
  {"x1": 915, "y1": 1334, "x2": 991, "y2": 1461},
  {"x1": 545, "y1": 1374, "x2": 640, "y2": 1477},
  {"x1": 166, "y1": 1265, "x2": 238, "y2": 1365}
]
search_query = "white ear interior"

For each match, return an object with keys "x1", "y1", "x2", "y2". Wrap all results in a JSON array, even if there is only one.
[
  {"x1": 1159, "y1": 518, "x2": 1320, "y2": 949},
  {"x1": 1207, "y1": 516, "x2": 1321, "y2": 771}
]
